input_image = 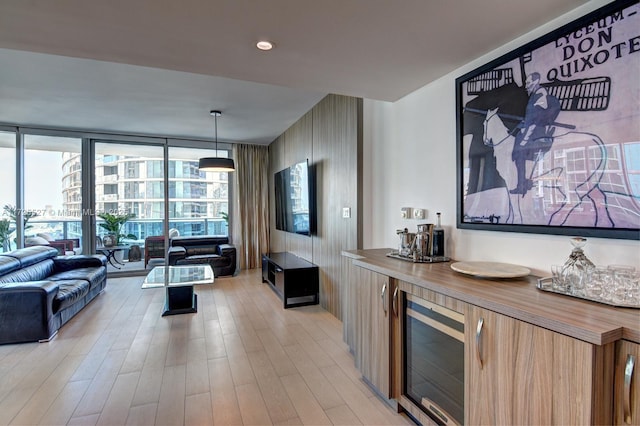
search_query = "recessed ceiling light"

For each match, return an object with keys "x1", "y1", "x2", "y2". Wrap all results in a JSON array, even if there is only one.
[{"x1": 256, "y1": 40, "x2": 274, "y2": 51}]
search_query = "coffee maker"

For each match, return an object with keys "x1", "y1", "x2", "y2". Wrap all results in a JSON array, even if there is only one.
[{"x1": 389, "y1": 223, "x2": 450, "y2": 263}]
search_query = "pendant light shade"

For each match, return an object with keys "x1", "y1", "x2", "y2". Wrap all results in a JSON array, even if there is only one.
[
  {"x1": 198, "y1": 157, "x2": 235, "y2": 172},
  {"x1": 198, "y1": 110, "x2": 235, "y2": 172}
]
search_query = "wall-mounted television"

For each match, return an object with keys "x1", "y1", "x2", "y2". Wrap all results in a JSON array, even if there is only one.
[{"x1": 274, "y1": 159, "x2": 315, "y2": 236}]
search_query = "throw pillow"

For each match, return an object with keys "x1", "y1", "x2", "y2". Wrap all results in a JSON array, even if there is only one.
[
  {"x1": 26, "y1": 236, "x2": 50, "y2": 245},
  {"x1": 37, "y1": 233, "x2": 55, "y2": 242},
  {"x1": 168, "y1": 228, "x2": 180, "y2": 239}
]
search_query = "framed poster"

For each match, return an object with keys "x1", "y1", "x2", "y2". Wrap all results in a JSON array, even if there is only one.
[{"x1": 456, "y1": 0, "x2": 639, "y2": 240}]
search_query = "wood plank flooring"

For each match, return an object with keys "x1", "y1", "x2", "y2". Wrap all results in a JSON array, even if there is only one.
[{"x1": 0, "y1": 269, "x2": 413, "y2": 425}]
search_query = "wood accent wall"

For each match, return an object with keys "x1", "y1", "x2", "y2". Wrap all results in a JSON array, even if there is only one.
[
  {"x1": 269, "y1": 133, "x2": 286, "y2": 253},
  {"x1": 268, "y1": 94, "x2": 362, "y2": 319},
  {"x1": 285, "y1": 110, "x2": 313, "y2": 260}
]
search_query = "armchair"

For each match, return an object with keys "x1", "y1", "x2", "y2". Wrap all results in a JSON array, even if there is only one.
[
  {"x1": 45, "y1": 241, "x2": 70, "y2": 255},
  {"x1": 33, "y1": 233, "x2": 82, "y2": 255},
  {"x1": 54, "y1": 238, "x2": 81, "y2": 255},
  {"x1": 144, "y1": 236, "x2": 167, "y2": 268},
  {"x1": 25, "y1": 236, "x2": 81, "y2": 255}
]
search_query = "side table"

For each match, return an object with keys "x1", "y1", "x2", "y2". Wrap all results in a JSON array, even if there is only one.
[{"x1": 96, "y1": 245, "x2": 128, "y2": 269}]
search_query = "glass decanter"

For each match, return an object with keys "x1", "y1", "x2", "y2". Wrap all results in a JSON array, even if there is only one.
[{"x1": 560, "y1": 237, "x2": 595, "y2": 295}]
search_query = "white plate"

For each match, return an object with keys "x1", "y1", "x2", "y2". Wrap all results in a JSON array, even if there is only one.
[{"x1": 450, "y1": 261, "x2": 530, "y2": 278}]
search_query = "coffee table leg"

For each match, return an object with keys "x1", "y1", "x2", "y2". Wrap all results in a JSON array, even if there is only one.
[{"x1": 162, "y1": 285, "x2": 197, "y2": 316}]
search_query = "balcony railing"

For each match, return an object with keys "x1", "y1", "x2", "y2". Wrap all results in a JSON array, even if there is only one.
[{"x1": 1, "y1": 217, "x2": 228, "y2": 253}]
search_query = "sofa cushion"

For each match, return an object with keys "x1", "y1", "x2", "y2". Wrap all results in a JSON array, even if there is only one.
[
  {"x1": 185, "y1": 245, "x2": 220, "y2": 256},
  {"x1": 172, "y1": 236, "x2": 229, "y2": 247},
  {"x1": 53, "y1": 255, "x2": 107, "y2": 272},
  {"x1": 0, "y1": 256, "x2": 21, "y2": 276},
  {"x1": 3, "y1": 245, "x2": 58, "y2": 268},
  {"x1": 0, "y1": 259, "x2": 55, "y2": 284},
  {"x1": 48, "y1": 267, "x2": 107, "y2": 291},
  {"x1": 52, "y1": 280, "x2": 90, "y2": 312},
  {"x1": 175, "y1": 254, "x2": 221, "y2": 265}
]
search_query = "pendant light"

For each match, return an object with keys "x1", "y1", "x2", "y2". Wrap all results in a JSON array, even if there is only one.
[{"x1": 198, "y1": 110, "x2": 235, "y2": 172}]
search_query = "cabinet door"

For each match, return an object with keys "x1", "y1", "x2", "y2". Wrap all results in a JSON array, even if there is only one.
[
  {"x1": 261, "y1": 256, "x2": 268, "y2": 282},
  {"x1": 615, "y1": 340, "x2": 640, "y2": 425},
  {"x1": 341, "y1": 256, "x2": 359, "y2": 354},
  {"x1": 357, "y1": 267, "x2": 390, "y2": 397},
  {"x1": 466, "y1": 305, "x2": 599, "y2": 425}
]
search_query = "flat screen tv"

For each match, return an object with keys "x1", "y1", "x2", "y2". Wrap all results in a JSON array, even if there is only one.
[{"x1": 274, "y1": 159, "x2": 315, "y2": 236}]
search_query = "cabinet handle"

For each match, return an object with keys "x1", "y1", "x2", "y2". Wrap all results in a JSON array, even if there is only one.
[
  {"x1": 381, "y1": 283, "x2": 387, "y2": 314},
  {"x1": 476, "y1": 317, "x2": 484, "y2": 369},
  {"x1": 392, "y1": 287, "x2": 399, "y2": 317},
  {"x1": 624, "y1": 354, "x2": 635, "y2": 424}
]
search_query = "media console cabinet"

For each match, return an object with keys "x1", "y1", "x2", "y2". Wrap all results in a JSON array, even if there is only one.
[{"x1": 261, "y1": 252, "x2": 319, "y2": 309}]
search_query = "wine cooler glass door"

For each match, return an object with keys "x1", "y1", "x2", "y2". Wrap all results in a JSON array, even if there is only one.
[{"x1": 404, "y1": 294, "x2": 464, "y2": 425}]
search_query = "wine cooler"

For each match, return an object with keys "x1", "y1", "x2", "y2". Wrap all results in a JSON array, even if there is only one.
[{"x1": 404, "y1": 294, "x2": 464, "y2": 425}]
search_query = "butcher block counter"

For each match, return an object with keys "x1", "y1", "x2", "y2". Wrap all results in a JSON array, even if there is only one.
[{"x1": 343, "y1": 248, "x2": 639, "y2": 346}]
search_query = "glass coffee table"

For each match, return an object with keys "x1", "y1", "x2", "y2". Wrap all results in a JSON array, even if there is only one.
[{"x1": 142, "y1": 265, "x2": 214, "y2": 316}]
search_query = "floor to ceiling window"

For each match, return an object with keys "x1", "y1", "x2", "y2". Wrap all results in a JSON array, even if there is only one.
[
  {"x1": 94, "y1": 142, "x2": 165, "y2": 274},
  {"x1": 168, "y1": 146, "x2": 229, "y2": 237},
  {"x1": 93, "y1": 143, "x2": 231, "y2": 273},
  {"x1": 0, "y1": 131, "x2": 16, "y2": 252},
  {"x1": 23, "y1": 134, "x2": 83, "y2": 252}
]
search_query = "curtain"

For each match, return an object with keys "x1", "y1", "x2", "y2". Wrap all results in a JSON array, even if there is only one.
[{"x1": 231, "y1": 144, "x2": 270, "y2": 270}]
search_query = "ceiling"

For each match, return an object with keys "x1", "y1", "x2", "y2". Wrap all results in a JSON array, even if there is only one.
[{"x1": 0, "y1": 0, "x2": 590, "y2": 145}]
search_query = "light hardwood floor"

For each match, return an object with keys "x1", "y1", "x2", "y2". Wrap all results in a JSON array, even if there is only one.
[{"x1": 0, "y1": 269, "x2": 413, "y2": 426}]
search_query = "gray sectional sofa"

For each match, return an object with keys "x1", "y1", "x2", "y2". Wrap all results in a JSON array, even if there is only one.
[{"x1": 0, "y1": 245, "x2": 107, "y2": 345}]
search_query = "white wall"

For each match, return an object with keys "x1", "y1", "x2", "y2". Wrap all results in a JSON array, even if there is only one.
[{"x1": 362, "y1": 0, "x2": 639, "y2": 277}]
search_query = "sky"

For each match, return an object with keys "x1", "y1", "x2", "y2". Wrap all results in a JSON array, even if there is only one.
[{"x1": 0, "y1": 148, "x2": 65, "y2": 215}]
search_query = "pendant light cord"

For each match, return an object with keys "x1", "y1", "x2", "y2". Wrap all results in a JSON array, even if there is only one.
[
  {"x1": 211, "y1": 110, "x2": 221, "y2": 155},
  {"x1": 199, "y1": 110, "x2": 233, "y2": 172}
]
